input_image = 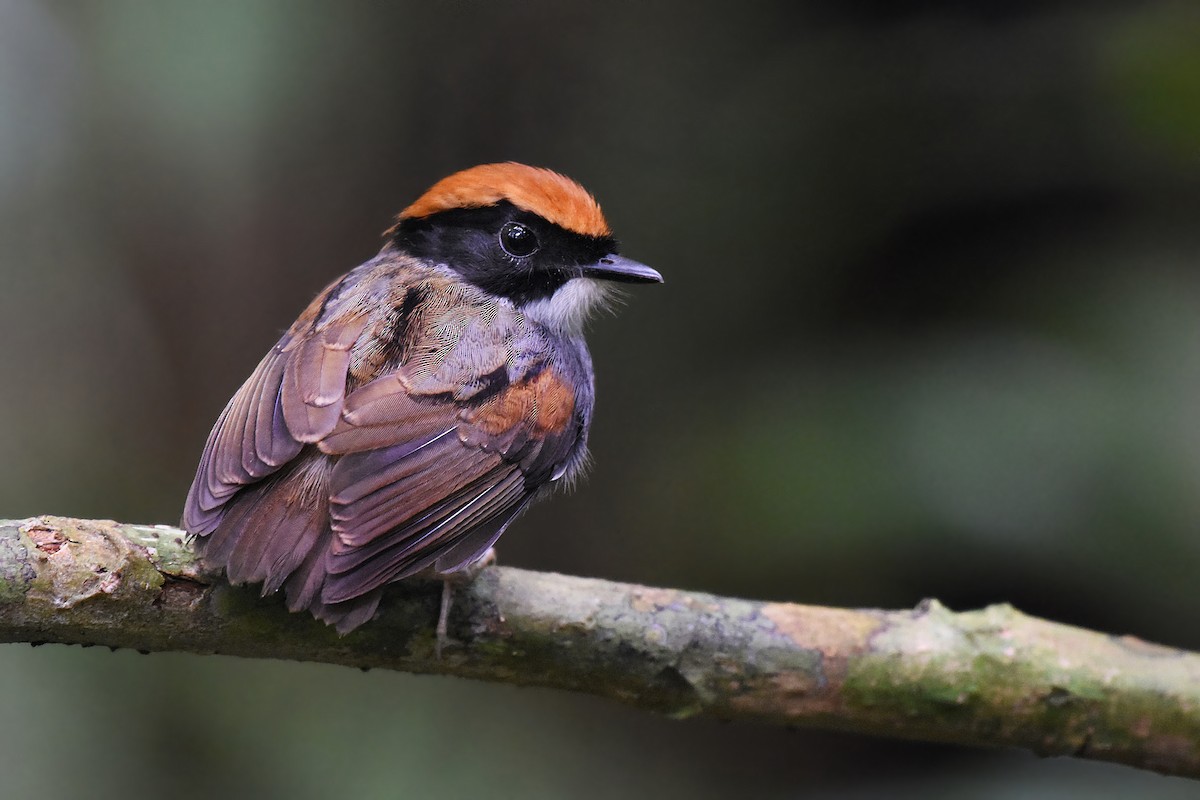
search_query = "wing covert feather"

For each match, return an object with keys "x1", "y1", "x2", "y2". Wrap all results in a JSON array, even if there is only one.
[
  {"x1": 183, "y1": 306, "x2": 369, "y2": 533},
  {"x1": 317, "y1": 358, "x2": 585, "y2": 604}
]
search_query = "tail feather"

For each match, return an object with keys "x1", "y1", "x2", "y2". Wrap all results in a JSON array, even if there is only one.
[
  {"x1": 280, "y1": 521, "x2": 327, "y2": 611},
  {"x1": 262, "y1": 511, "x2": 324, "y2": 595},
  {"x1": 196, "y1": 451, "x2": 381, "y2": 633}
]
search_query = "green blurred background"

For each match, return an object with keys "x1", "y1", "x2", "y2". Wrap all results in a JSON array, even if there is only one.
[{"x1": 2, "y1": 1, "x2": 1199, "y2": 797}]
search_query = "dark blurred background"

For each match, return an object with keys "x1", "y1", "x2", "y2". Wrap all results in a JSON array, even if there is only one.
[{"x1": 2, "y1": 1, "x2": 1199, "y2": 797}]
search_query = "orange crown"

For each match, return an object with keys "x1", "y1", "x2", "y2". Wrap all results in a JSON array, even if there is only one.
[{"x1": 396, "y1": 163, "x2": 611, "y2": 238}]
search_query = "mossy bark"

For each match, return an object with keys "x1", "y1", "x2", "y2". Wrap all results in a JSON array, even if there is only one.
[{"x1": 1, "y1": 516, "x2": 1198, "y2": 778}]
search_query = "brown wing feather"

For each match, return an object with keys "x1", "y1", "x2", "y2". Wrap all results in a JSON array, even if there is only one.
[
  {"x1": 314, "y1": 364, "x2": 583, "y2": 606},
  {"x1": 241, "y1": 347, "x2": 291, "y2": 471},
  {"x1": 280, "y1": 319, "x2": 369, "y2": 442},
  {"x1": 183, "y1": 347, "x2": 303, "y2": 534},
  {"x1": 329, "y1": 444, "x2": 492, "y2": 547},
  {"x1": 316, "y1": 373, "x2": 457, "y2": 455},
  {"x1": 322, "y1": 470, "x2": 529, "y2": 603},
  {"x1": 182, "y1": 273, "x2": 369, "y2": 535}
]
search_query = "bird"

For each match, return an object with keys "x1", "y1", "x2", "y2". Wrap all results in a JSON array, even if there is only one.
[{"x1": 181, "y1": 162, "x2": 662, "y2": 635}]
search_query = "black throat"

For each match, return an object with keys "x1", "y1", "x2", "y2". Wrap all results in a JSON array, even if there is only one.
[{"x1": 389, "y1": 202, "x2": 617, "y2": 305}]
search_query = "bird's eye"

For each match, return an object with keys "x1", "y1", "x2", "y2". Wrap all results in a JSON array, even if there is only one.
[{"x1": 499, "y1": 222, "x2": 539, "y2": 258}]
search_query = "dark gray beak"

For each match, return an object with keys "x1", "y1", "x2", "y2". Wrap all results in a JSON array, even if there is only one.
[{"x1": 584, "y1": 254, "x2": 663, "y2": 284}]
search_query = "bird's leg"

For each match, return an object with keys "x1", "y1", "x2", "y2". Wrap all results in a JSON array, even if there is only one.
[
  {"x1": 432, "y1": 547, "x2": 498, "y2": 659},
  {"x1": 436, "y1": 579, "x2": 453, "y2": 660}
]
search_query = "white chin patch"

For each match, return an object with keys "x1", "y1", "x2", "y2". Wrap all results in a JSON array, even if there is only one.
[{"x1": 521, "y1": 277, "x2": 613, "y2": 335}]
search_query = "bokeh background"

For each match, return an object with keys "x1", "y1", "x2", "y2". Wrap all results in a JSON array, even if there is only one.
[{"x1": 2, "y1": 1, "x2": 1199, "y2": 797}]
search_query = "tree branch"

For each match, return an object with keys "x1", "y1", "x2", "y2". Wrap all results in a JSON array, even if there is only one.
[{"x1": 1, "y1": 516, "x2": 1197, "y2": 778}]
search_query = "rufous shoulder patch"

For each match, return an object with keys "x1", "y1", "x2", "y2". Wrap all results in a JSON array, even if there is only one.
[
  {"x1": 469, "y1": 367, "x2": 576, "y2": 436},
  {"x1": 398, "y1": 163, "x2": 611, "y2": 238}
]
